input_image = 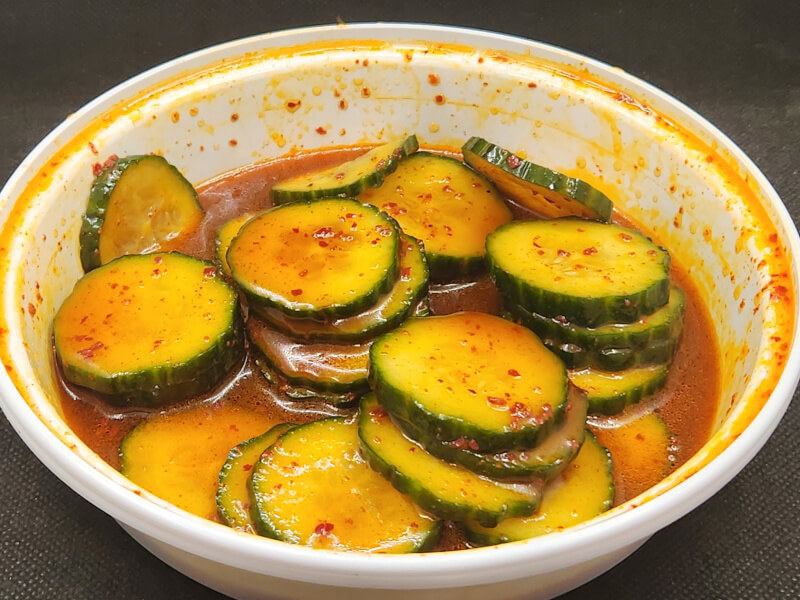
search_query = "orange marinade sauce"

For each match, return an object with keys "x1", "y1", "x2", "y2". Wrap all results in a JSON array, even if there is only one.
[{"x1": 57, "y1": 147, "x2": 720, "y2": 550}]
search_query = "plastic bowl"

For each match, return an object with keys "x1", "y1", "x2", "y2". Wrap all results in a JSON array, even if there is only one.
[{"x1": 0, "y1": 24, "x2": 797, "y2": 600}]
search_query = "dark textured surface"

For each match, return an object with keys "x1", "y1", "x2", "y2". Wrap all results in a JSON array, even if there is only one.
[{"x1": 1, "y1": 1, "x2": 799, "y2": 598}]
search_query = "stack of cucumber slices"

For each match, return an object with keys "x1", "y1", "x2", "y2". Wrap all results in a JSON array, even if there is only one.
[
  {"x1": 486, "y1": 217, "x2": 685, "y2": 415},
  {"x1": 59, "y1": 132, "x2": 689, "y2": 551}
]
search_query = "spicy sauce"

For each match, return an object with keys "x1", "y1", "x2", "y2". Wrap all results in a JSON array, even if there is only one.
[{"x1": 57, "y1": 148, "x2": 720, "y2": 550}]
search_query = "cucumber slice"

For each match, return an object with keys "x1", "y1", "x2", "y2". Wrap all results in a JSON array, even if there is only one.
[
  {"x1": 215, "y1": 212, "x2": 255, "y2": 276},
  {"x1": 464, "y1": 432, "x2": 613, "y2": 545},
  {"x1": 80, "y1": 154, "x2": 204, "y2": 271},
  {"x1": 370, "y1": 312, "x2": 568, "y2": 452},
  {"x1": 358, "y1": 152, "x2": 512, "y2": 280},
  {"x1": 359, "y1": 395, "x2": 542, "y2": 528},
  {"x1": 119, "y1": 401, "x2": 279, "y2": 519},
  {"x1": 54, "y1": 252, "x2": 243, "y2": 407},
  {"x1": 487, "y1": 218, "x2": 671, "y2": 327},
  {"x1": 247, "y1": 317, "x2": 370, "y2": 396},
  {"x1": 249, "y1": 417, "x2": 441, "y2": 552},
  {"x1": 257, "y1": 234, "x2": 429, "y2": 343},
  {"x1": 536, "y1": 335, "x2": 680, "y2": 371},
  {"x1": 461, "y1": 137, "x2": 613, "y2": 221},
  {"x1": 509, "y1": 286, "x2": 685, "y2": 360},
  {"x1": 569, "y1": 364, "x2": 669, "y2": 415},
  {"x1": 228, "y1": 199, "x2": 400, "y2": 320},
  {"x1": 591, "y1": 412, "x2": 673, "y2": 498},
  {"x1": 271, "y1": 135, "x2": 419, "y2": 204},
  {"x1": 216, "y1": 423, "x2": 295, "y2": 532},
  {"x1": 392, "y1": 384, "x2": 587, "y2": 481}
]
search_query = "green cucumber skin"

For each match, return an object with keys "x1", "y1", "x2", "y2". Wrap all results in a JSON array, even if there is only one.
[
  {"x1": 357, "y1": 400, "x2": 541, "y2": 528},
  {"x1": 271, "y1": 135, "x2": 419, "y2": 205},
  {"x1": 216, "y1": 423, "x2": 295, "y2": 530},
  {"x1": 487, "y1": 221, "x2": 672, "y2": 328},
  {"x1": 237, "y1": 206, "x2": 402, "y2": 321},
  {"x1": 508, "y1": 287, "x2": 685, "y2": 356},
  {"x1": 370, "y1": 333, "x2": 569, "y2": 453},
  {"x1": 540, "y1": 335, "x2": 680, "y2": 371},
  {"x1": 247, "y1": 320, "x2": 370, "y2": 396},
  {"x1": 461, "y1": 137, "x2": 613, "y2": 222},
  {"x1": 391, "y1": 386, "x2": 587, "y2": 481},
  {"x1": 576, "y1": 367, "x2": 670, "y2": 416},
  {"x1": 463, "y1": 431, "x2": 613, "y2": 545},
  {"x1": 79, "y1": 155, "x2": 200, "y2": 272},
  {"x1": 57, "y1": 256, "x2": 244, "y2": 408},
  {"x1": 254, "y1": 236, "x2": 429, "y2": 343}
]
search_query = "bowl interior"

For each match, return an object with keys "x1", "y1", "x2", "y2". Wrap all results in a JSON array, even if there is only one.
[{"x1": 0, "y1": 24, "x2": 796, "y2": 588}]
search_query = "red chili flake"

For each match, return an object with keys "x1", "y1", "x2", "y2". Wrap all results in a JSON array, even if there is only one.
[
  {"x1": 92, "y1": 163, "x2": 103, "y2": 176},
  {"x1": 434, "y1": 94, "x2": 445, "y2": 105},
  {"x1": 203, "y1": 267, "x2": 216, "y2": 277},
  {"x1": 772, "y1": 285, "x2": 790, "y2": 301},
  {"x1": 369, "y1": 405, "x2": 387, "y2": 418},
  {"x1": 527, "y1": 82, "x2": 537, "y2": 88},
  {"x1": 151, "y1": 268, "x2": 161, "y2": 277},
  {"x1": 510, "y1": 402, "x2": 530, "y2": 418},
  {"x1": 507, "y1": 154, "x2": 521, "y2": 169},
  {"x1": 318, "y1": 241, "x2": 328, "y2": 248},
  {"x1": 228, "y1": 139, "x2": 238, "y2": 147},
  {"x1": 103, "y1": 154, "x2": 119, "y2": 169},
  {"x1": 292, "y1": 227, "x2": 300, "y2": 233},
  {"x1": 583, "y1": 247, "x2": 598, "y2": 255},
  {"x1": 231, "y1": 113, "x2": 239, "y2": 122},
  {"x1": 78, "y1": 341, "x2": 104, "y2": 359},
  {"x1": 442, "y1": 184, "x2": 454, "y2": 193},
  {"x1": 400, "y1": 267, "x2": 411, "y2": 280},
  {"x1": 334, "y1": 172, "x2": 345, "y2": 180},
  {"x1": 273, "y1": 483, "x2": 282, "y2": 490},
  {"x1": 468, "y1": 439, "x2": 479, "y2": 451},
  {"x1": 428, "y1": 73, "x2": 440, "y2": 85},
  {"x1": 242, "y1": 464, "x2": 252, "y2": 471},
  {"x1": 449, "y1": 437, "x2": 468, "y2": 449},
  {"x1": 314, "y1": 522, "x2": 335, "y2": 536},
  {"x1": 291, "y1": 289, "x2": 303, "y2": 296},
  {"x1": 620, "y1": 232, "x2": 632, "y2": 242},
  {"x1": 361, "y1": 87, "x2": 371, "y2": 98},
  {"x1": 286, "y1": 100, "x2": 301, "y2": 110},
  {"x1": 487, "y1": 396, "x2": 506, "y2": 406},
  {"x1": 154, "y1": 256, "x2": 163, "y2": 264},
  {"x1": 557, "y1": 249, "x2": 570, "y2": 257},
  {"x1": 313, "y1": 227, "x2": 335, "y2": 238},
  {"x1": 27, "y1": 303, "x2": 36, "y2": 316},
  {"x1": 508, "y1": 369, "x2": 520, "y2": 377},
  {"x1": 88, "y1": 141, "x2": 98, "y2": 155},
  {"x1": 298, "y1": 269, "x2": 308, "y2": 278},
  {"x1": 338, "y1": 99, "x2": 348, "y2": 110},
  {"x1": 769, "y1": 233, "x2": 779, "y2": 243},
  {"x1": 315, "y1": 126, "x2": 327, "y2": 134}
]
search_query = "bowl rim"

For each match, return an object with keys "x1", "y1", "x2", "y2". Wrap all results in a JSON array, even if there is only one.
[{"x1": 1, "y1": 22, "x2": 798, "y2": 590}]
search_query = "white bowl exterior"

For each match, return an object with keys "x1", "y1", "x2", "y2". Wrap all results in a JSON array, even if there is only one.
[{"x1": 1, "y1": 24, "x2": 797, "y2": 595}]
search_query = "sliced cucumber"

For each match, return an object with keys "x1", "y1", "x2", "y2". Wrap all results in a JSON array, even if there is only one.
[
  {"x1": 216, "y1": 423, "x2": 295, "y2": 532},
  {"x1": 536, "y1": 335, "x2": 680, "y2": 372},
  {"x1": 569, "y1": 364, "x2": 669, "y2": 415},
  {"x1": 462, "y1": 137, "x2": 613, "y2": 222},
  {"x1": 54, "y1": 252, "x2": 243, "y2": 407},
  {"x1": 461, "y1": 137, "x2": 614, "y2": 221},
  {"x1": 271, "y1": 135, "x2": 419, "y2": 204},
  {"x1": 80, "y1": 154, "x2": 204, "y2": 271},
  {"x1": 249, "y1": 417, "x2": 441, "y2": 552},
  {"x1": 508, "y1": 286, "x2": 685, "y2": 365},
  {"x1": 257, "y1": 234, "x2": 428, "y2": 342},
  {"x1": 247, "y1": 317, "x2": 370, "y2": 396},
  {"x1": 358, "y1": 395, "x2": 542, "y2": 528},
  {"x1": 393, "y1": 384, "x2": 587, "y2": 481},
  {"x1": 215, "y1": 212, "x2": 255, "y2": 276},
  {"x1": 119, "y1": 401, "x2": 278, "y2": 519},
  {"x1": 464, "y1": 432, "x2": 613, "y2": 545},
  {"x1": 487, "y1": 218, "x2": 671, "y2": 327},
  {"x1": 370, "y1": 312, "x2": 568, "y2": 452},
  {"x1": 358, "y1": 152, "x2": 512, "y2": 280},
  {"x1": 591, "y1": 412, "x2": 673, "y2": 498},
  {"x1": 227, "y1": 199, "x2": 400, "y2": 320}
]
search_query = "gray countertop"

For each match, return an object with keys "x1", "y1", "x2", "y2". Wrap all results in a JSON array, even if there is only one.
[{"x1": 1, "y1": 1, "x2": 798, "y2": 598}]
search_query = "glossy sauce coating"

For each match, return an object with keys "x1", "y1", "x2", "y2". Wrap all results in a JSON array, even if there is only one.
[{"x1": 56, "y1": 148, "x2": 720, "y2": 550}]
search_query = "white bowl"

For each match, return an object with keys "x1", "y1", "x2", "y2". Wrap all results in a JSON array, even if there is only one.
[{"x1": 0, "y1": 24, "x2": 797, "y2": 600}]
